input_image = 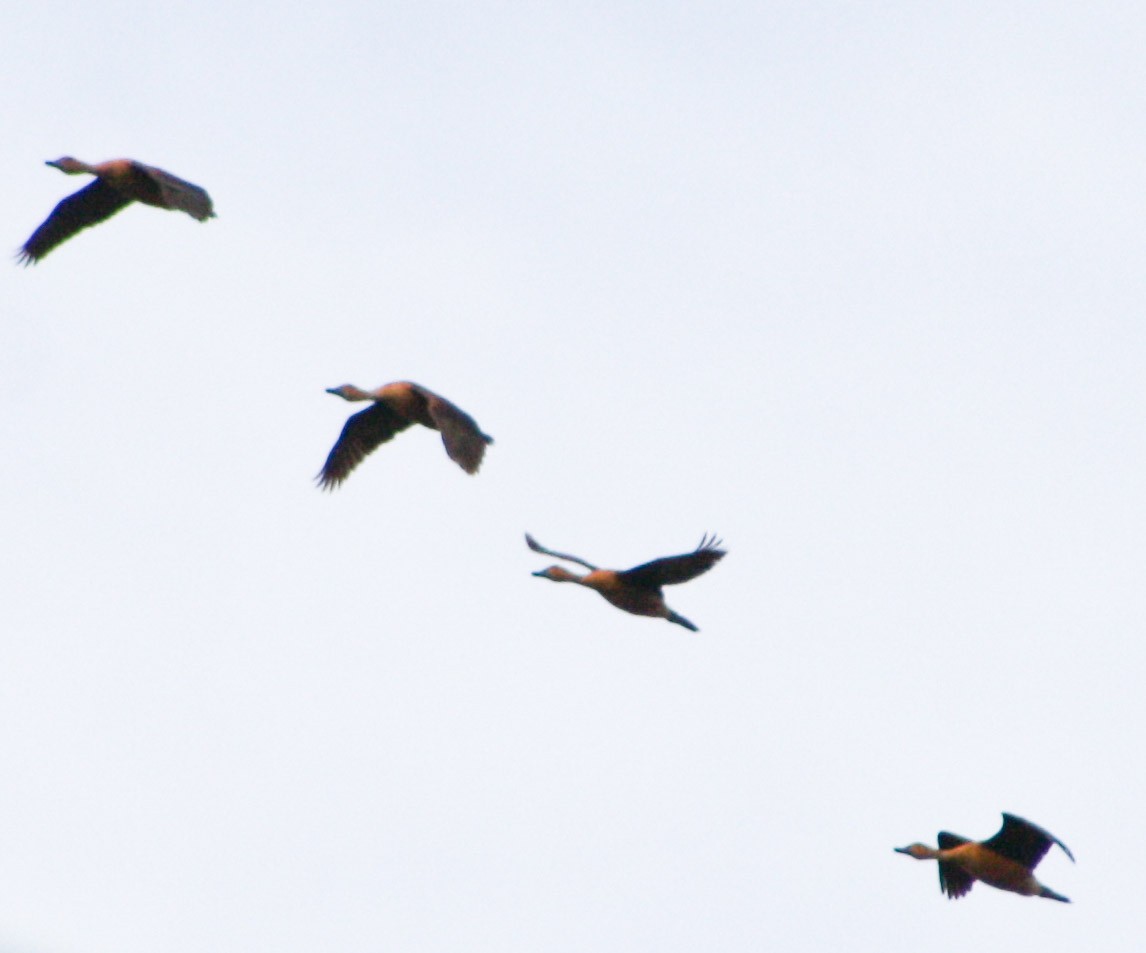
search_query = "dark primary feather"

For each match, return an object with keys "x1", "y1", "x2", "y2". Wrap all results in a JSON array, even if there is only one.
[
  {"x1": 422, "y1": 390, "x2": 492, "y2": 474},
  {"x1": 937, "y1": 861, "x2": 975, "y2": 899},
  {"x1": 17, "y1": 180, "x2": 132, "y2": 264},
  {"x1": 934, "y1": 832, "x2": 974, "y2": 898},
  {"x1": 317, "y1": 402, "x2": 413, "y2": 489},
  {"x1": 144, "y1": 164, "x2": 215, "y2": 220},
  {"x1": 936, "y1": 832, "x2": 971, "y2": 850},
  {"x1": 620, "y1": 534, "x2": 726, "y2": 588},
  {"x1": 982, "y1": 814, "x2": 1074, "y2": 869}
]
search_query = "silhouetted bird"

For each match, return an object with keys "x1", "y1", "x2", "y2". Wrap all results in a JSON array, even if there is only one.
[
  {"x1": 318, "y1": 381, "x2": 492, "y2": 489},
  {"x1": 18, "y1": 157, "x2": 214, "y2": 264},
  {"x1": 527, "y1": 533, "x2": 725, "y2": 631},
  {"x1": 895, "y1": 813, "x2": 1074, "y2": 902}
]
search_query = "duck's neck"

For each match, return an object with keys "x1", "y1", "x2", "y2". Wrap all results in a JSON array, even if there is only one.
[
  {"x1": 552, "y1": 567, "x2": 588, "y2": 584},
  {"x1": 50, "y1": 158, "x2": 96, "y2": 175},
  {"x1": 328, "y1": 384, "x2": 374, "y2": 402}
]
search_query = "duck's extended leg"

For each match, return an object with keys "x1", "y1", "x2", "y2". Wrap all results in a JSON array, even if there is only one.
[{"x1": 666, "y1": 610, "x2": 698, "y2": 632}]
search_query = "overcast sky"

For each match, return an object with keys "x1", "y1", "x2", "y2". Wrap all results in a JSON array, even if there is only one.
[{"x1": 3, "y1": 3, "x2": 1144, "y2": 952}]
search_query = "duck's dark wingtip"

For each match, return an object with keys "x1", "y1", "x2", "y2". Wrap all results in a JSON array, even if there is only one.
[{"x1": 696, "y1": 531, "x2": 725, "y2": 553}]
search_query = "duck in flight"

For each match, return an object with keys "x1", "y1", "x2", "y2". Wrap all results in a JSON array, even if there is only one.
[
  {"x1": 526, "y1": 533, "x2": 725, "y2": 631},
  {"x1": 895, "y1": 813, "x2": 1074, "y2": 902},
  {"x1": 18, "y1": 157, "x2": 214, "y2": 265},
  {"x1": 318, "y1": 381, "x2": 492, "y2": 489}
]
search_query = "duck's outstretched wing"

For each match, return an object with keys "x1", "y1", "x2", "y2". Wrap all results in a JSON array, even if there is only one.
[
  {"x1": 317, "y1": 402, "x2": 413, "y2": 489},
  {"x1": 18, "y1": 180, "x2": 132, "y2": 264},
  {"x1": 620, "y1": 534, "x2": 726, "y2": 588},
  {"x1": 982, "y1": 814, "x2": 1074, "y2": 869},
  {"x1": 141, "y1": 164, "x2": 215, "y2": 221},
  {"x1": 418, "y1": 387, "x2": 492, "y2": 475},
  {"x1": 936, "y1": 832, "x2": 975, "y2": 899},
  {"x1": 524, "y1": 534, "x2": 597, "y2": 571}
]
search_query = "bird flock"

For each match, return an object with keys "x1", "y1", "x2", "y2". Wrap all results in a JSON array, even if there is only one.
[{"x1": 16, "y1": 155, "x2": 1075, "y2": 906}]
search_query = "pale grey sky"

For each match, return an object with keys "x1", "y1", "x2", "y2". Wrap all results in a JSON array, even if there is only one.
[{"x1": 3, "y1": 3, "x2": 1144, "y2": 952}]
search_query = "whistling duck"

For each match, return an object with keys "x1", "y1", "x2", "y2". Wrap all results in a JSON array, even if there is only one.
[
  {"x1": 318, "y1": 381, "x2": 492, "y2": 489},
  {"x1": 526, "y1": 533, "x2": 725, "y2": 631},
  {"x1": 17, "y1": 157, "x2": 214, "y2": 264},
  {"x1": 895, "y1": 813, "x2": 1075, "y2": 902}
]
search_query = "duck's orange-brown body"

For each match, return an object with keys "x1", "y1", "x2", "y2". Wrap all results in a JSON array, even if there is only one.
[
  {"x1": 527, "y1": 533, "x2": 725, "y2": 632},
  {"x1": 895, "y1": 813, "x2": 1074, "y2": 902},
  {"x1": 18, "y1": 157, "x2": 214, "y2": 264},
  {"x1": 318, "y1": 381, "x2": 492, "y2": 488},
  {"x1": 542, "y1": 567, "x2": 676, "y2": 620}
]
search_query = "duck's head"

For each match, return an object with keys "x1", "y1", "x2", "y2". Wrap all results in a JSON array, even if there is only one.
[
  {"x1": 532, "y1": 566, "x2": 580, "y2": 583},
  {"x1": 325, "y1": 384, "x2": 372, "y2": 402},
  {"x1": 46, "y1": 157, "x2": 88, "y2": 174},
  {"x1": 894, "y1": 844, "x2": 936, "y2": 860}
]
